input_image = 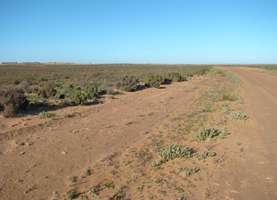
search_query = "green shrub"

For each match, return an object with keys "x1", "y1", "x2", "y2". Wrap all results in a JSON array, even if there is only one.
[
  {"x1": 116, "y1": 76, "x2": 142, "y2": 92},
  {"x1": 0, "y1": 86, "x2": 28, "y2": 117},
  {"x1": 196, "y1": 127, "x2": 226, "y2": 141},
  {"x1": 153, "y1": 144, "x2": 195, "y2": 167},
  {"x1": 64, "y1": 85, "x2": 97, "y2": 105},
  {"x1": 143, "y1": 74, "x2": 163, "y2": 88},
  {"x1": 55, "y1": 83, "x2": 101, "y2": 105},
  {"x1": 26, "y1": 93, "x2": 47, "y2": 106}
]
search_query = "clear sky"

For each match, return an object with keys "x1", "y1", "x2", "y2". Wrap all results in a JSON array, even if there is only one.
[{"x1": 1, "y1": 0, "x2": 277, "y2": 64}]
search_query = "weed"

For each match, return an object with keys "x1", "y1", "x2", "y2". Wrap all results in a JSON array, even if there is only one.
[
  {"x1": 80, "y1": 195, "x2": 89, "y2": 200},
  {"x1": 221, "y1": 104, "x2": 230, "y2": 113},
  {"x1": 175, "y1": 186, "x2": 185, "y2": 193},
  {"x1": 104, "y1": 182, "x2": 115, "y2": 189},
  {"x1": 109, "y1": 187, "x2": 127, "y2": 200},
  {"x1": 137, "y1": 185, "x2": 144, "y2": 192},
  {"x1": 196, "y1": 127, "x2": 227, "y2": 141},
  {"x1": 85, "y1": 168, "x2": 92, "y2": 176},
  {"x1": 135, "y1": 148, "x2": 152, "y2": 164},
  {"x1": 179, "y1": 167, "x2": 200, "y2": 176},
  {"x1": 69, "y1": 176, "x2": 78, "y2": 183},
  {"x1": 65, "y1": 190, "x2": 80, "y2": 200},
  {"x1": 153, "y1": 144, "x2": 195, "y2": 167},
  {"x1": 221, "y1": 93, "x2": 239, "y2": 101},
  {"x1": 196, "y1": 151, "x2": 217, "y2": 160},
  {"x1": 231, "y1": 111, "x2": 248, "y2": 120},
  {"x1": 38, "y1": 111, "x2": 54, "y2": 119}
]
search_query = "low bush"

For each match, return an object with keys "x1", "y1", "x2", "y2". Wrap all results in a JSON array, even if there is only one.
[
  {"x1": 55, "y1": 83, "x2": 104, "y2": 105},
  {"x1": 143, "y1": 74, "x2": 163, "y2": 88},
  {"x1": 0, "y1": 86, "x2": 28, "y2": 117},
  {"x1": 116, "y1": 76, "x2": 142, "y2": 92}
]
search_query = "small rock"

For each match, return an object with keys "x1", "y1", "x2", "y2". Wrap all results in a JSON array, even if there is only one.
[
  {"x1": 19, "y1": 151, "x2": 25, "y2": 156},
  {"x1": 61, "y1": 151, "x2": 67, "y2": 155},
  {"x1": 19, "y1": 142, "x2": 25, "y2": 146}
]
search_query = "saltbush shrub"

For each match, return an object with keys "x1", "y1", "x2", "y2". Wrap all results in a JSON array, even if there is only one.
[
  {"x1": 116, "y1": 76, "x2": 142, "y2": 92},
  {"x1": 143, "y1": 74, "x2": 163, "y2": 88},
  {"x1": 0, "y1": 86, "x2": 28, "y2": 117},
  {"x1": 167, "y1": 72, "x2": 187, "y2": 82},
  {"x1": 26, "y1": 93, "x2": 47, "y2": 106},
  {"x1": 55, "y1": 83, "x2": 103, "y2": 105},
  {"x1": 39, "y1": 82, "x2": 57, "y2": 98}
]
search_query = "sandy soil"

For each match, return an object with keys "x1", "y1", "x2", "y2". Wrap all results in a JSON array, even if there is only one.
[
  {"x1": 1, "y1": 67, "x2": 277, "y2": 200},
  {"x1": 0, "y1": 77, "x2": 206, "y2": 200}
]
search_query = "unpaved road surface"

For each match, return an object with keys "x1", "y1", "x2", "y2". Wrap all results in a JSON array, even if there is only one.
[{"x1": 213, "y1": 67, "x2": 277, "y2": 200}]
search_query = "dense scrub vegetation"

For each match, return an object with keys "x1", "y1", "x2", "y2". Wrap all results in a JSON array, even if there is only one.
[{"x1": 0, "y1": 64, "x2": 211, "y2": 117}]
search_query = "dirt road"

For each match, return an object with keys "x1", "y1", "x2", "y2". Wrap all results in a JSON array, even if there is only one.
[{"x1": 212, "y1": 67, "x2": 277, "y2": 200}]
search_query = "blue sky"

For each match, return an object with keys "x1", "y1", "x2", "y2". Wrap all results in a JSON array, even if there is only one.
[{"x1": 1, "y1": 0, "x2": 277, "y2": 63}]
